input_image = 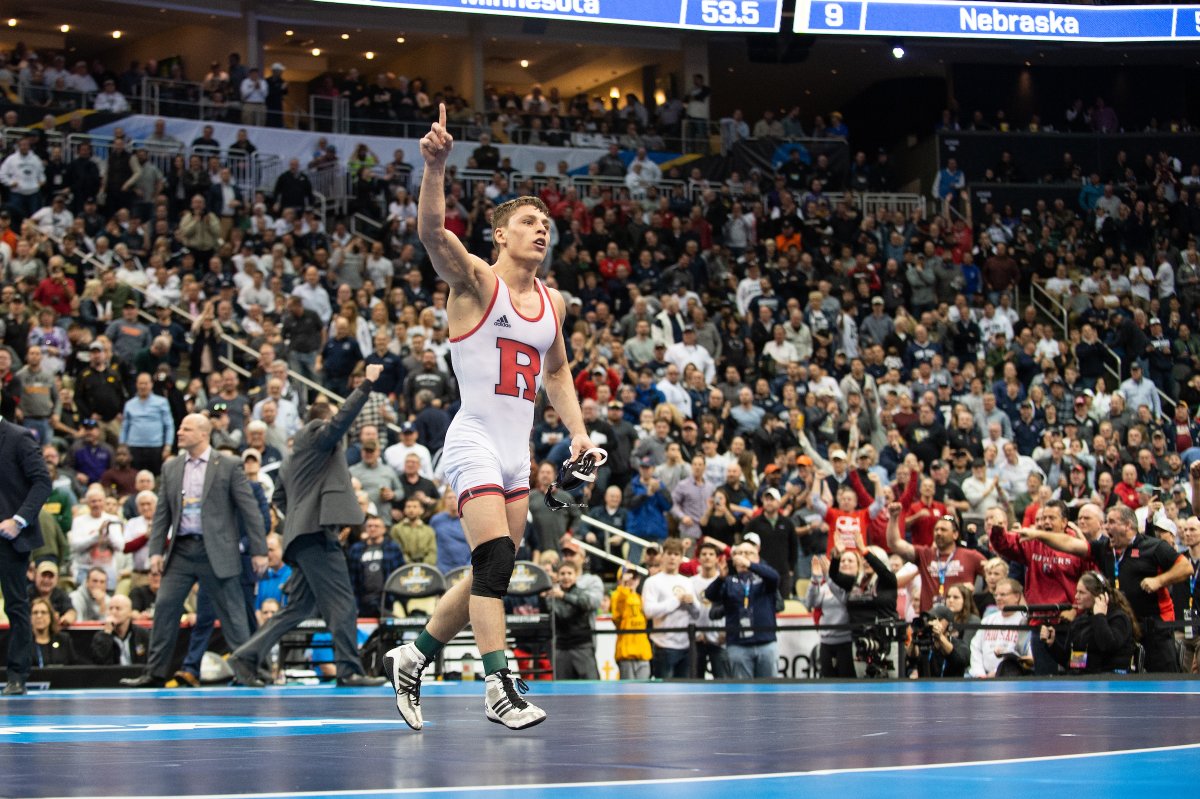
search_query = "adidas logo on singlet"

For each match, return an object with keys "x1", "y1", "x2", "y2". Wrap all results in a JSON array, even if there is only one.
[{"x1": 494, "y1": 315, "x2": 511, "y2": 328}]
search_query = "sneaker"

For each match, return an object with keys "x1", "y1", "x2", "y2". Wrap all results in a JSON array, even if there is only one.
[
  {"x1": 484, "y1": 669, "x2": 546, "y2": 730},
  {"x1": 383, "y1": 643, "x2": 426, "y2": 730}
]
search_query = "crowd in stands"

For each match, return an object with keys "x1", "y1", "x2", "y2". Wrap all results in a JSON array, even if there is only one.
[{"x1": 2, "y1": 60, "x2": 1200, "y2": 681}]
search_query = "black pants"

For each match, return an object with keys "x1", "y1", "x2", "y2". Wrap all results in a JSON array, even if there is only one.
[
  {"x1": 819, "y1": 640, "x2": 856, "y2": 678},
  {"x1": 0, "y1": 541, "x2": 31, "y2": 678},
  {"x1": 234, "y1": 532, "x2": 365, "y2": 680},
  {"x1": 696, "y1": 640, "x2": 730, "y2": 678},
  {"x1": 129, "y1": 446, "x2": 164, "y2": 477},
  {"x1": 146, "y1": 537, "x2": 252, "y2": 680},
  {"x1": 1142, "y1": 622, "x2": 1181, "y2": 674}
]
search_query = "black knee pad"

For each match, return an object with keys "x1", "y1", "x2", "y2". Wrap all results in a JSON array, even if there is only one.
[{"x1": 471, "y1": 536, "x2": 516, "y2": 599}]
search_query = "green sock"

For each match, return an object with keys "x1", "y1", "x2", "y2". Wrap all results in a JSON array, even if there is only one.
[
  {"x1": 414, "y1": 630, "x2": 445, "y2": 659},
  {"x1": 481, "y1": 650, "x2": 508, "y2": 676}
]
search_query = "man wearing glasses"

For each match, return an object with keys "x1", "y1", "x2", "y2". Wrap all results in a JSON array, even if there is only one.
[{"x1": 968, "y1": 578, "x2": 1033, "y2": 678}]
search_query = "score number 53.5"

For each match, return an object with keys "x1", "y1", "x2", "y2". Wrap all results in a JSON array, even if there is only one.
[{"x1": 700, "y1": 0, "x2": 760, "y2": 25}]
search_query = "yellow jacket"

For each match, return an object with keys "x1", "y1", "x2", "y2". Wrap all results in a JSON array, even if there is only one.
[{"x1": 610, "y1": 585, "x2": 652, "y2": 662}]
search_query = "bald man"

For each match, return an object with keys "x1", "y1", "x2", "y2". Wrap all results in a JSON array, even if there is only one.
[
  {"x1": 90, "y1": 594, "x2": 151, "y2": 665},
  {"x1": 121, "y1": 414, "x2": 268, "y2": 687}
]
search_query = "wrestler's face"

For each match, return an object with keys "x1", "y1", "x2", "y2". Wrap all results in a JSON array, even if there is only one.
[{"x1": 495, "y1": 206, "x2": 550, "y2": 264}]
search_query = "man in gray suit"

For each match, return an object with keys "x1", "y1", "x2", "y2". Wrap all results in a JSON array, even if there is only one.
[
  {"x1": 121, "y1": 414, "x2": 268, "y2": 687},
  {"x1": 229, "y1": 364, "x2": 386, "y2": 687}
]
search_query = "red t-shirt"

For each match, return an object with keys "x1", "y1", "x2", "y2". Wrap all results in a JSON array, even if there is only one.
[
  {"x1": 914, "y1": 544, "x2": 986, "y2": 612},
  {"x1": 989, "y1": 527, "x2": 1091, "y2": 608},
  {"x1": 825, "y1": 507, "x2": 871, "y2": 556},
  {"x1": 907, "y1": 500, "x2": 947, "y2": 548}
]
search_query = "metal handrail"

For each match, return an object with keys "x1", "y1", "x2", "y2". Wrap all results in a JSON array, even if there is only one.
[
  {"x1": 570, "y1": 535, "x2": 648, "y2": 576},
  {"x1": 1028, "y1": 281, "x2": 1070, "y2": 339}
]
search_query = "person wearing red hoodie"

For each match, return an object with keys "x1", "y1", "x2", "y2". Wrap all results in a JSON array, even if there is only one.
[{"x1": 990, "y1": 498, "x2": 1091, "y2": 674}]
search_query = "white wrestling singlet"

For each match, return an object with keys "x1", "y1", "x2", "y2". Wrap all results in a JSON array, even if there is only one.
[{"x1": 440, "y1": 272, "x2": 559, "y2": 512}]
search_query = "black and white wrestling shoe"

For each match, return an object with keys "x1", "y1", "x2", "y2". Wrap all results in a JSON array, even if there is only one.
[
  {"x1": 383, "y1": 643, "x2": 427, "y2": 730},
  {"x1": 484, "y1": 668, "x2": 547, "y2": 730}
]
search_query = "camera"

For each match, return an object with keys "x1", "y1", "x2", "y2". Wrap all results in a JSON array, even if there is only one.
[{"x1": 853, "y1": 623, "x2": 897, "y2": 678}]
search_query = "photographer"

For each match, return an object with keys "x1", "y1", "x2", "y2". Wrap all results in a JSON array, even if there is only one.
[
  {"x1": 828, "y1": 526, "x2": 899, "y2": 675},
  {"x1": 911, "y1": 603, "x2": 971, "y2": 678},
  {"x1": 1040, "y1": 571, "x2": 1138, "y2": 674}
]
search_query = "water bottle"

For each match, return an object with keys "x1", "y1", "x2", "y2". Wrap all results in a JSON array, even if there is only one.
[{"x1": 461, "y1": 652, "x2": 475, "y2": 681}]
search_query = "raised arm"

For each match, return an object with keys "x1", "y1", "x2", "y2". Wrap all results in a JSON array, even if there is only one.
[
  {"x1": 417, "y1": 103, "x2": 491, "y2": 295},
  {"x1": 886, "y1": 500, "x2": 916, "y2": 562},
  {"x1": 1018, "y1": 528, "x2": 1088, "y2": 558}
]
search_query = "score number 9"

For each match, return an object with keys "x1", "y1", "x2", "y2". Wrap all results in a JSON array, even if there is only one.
[{"x1": 824, "y1": 2, "x2": 844, "y2": 26}]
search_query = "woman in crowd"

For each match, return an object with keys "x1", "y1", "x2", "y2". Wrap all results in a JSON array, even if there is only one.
[
  {"x1": 1040, "y1": 571, "x2": 1138, "y2": 674},
  {"x1": 609, "y1": 566, "x2": 652, "y2": 679},
  {"x1": 806, "y1": 553, "x2": 855, "y2": 678},
  {"x1": 31, "y1": 597, "x2": 78, "y2": 667}
]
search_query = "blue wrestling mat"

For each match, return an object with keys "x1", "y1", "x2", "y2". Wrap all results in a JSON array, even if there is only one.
[{"x1": 2, "y1": 680, "x2": 1198, "y2": 798}]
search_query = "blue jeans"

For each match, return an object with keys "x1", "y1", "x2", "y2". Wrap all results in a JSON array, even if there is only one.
[
  {"x1": 7, "y1": 192, "x2": 41, "y2": 224},
  {"x1": 651, "y1": 645, "x2": 691, "y2": 679},
  {"x1": 727, "y1": 640, "x2": 779, "y2": 678},
  {"x1": 21, "y1": 418, "x2": 51, "y2": 446}
]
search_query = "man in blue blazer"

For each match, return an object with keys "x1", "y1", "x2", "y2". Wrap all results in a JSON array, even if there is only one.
[{"x1": 0, "y1": 404, "x2": 53, "y2": 696}]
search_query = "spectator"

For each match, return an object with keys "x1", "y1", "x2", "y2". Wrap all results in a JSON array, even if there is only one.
[
  {"x1": 1040, "y1": 571, "x2": 1137, "y2": 674},
  {"x1": 390, "y1": 496, "x2": 437, "y2": 565},
  {"x1": 431, "y1": 489, "x2": 471, "y2": 573},
  {"x1": 348, "y1": 515, "x2": 404, "y2": 617},
  {"x1": 705, "y1": 537, "x2": 780, "y2": 678},
  {"x1": 90, "y1": 594, "x2": 150, "y2": 665},
  {"x1": 30, "y1": 597, "x2": 78, "y2": 667},
  {"x1": 968, "y1": 578, "x2": 1033, "y2": 678},
  {"x1": 610, "y1": 566, "x2": 652, "y2": 679},
  {"x1": 547, "y1": 561, "x2": 599, "y2": 679},
  {"x1": 641, "y1": 538, "x2": 701, "y2": 678}
]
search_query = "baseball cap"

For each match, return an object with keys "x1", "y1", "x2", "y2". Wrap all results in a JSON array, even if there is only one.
[
  {"x1": 400, "y1": 421, "x2": 416, "y2": 434},
  {"x1": 743, "y1": 532, "x2": 762, "y2": 548},
  {"x1": 361, "y1": 440, "x2": 380, "y2": 451},
  {"x1": 560, "y1": 537, "x2": 582, "y2": 553},
  {"x1": 683, "y1": 325, "x2": 696, "y2": 333},
  {"x1": 829, "y1": 449, "x2": 847, "y2": 461},
  {"x1": 124, "y1": 299, "x2": 138, "y2": 309},
  {"x1": 639, "y1": 455, "x2": 655, "y2": 468},
  {"x1": 1150, "y1": 317, "x2": 1162, "y2": 325},
  {"x1": 607, "y1": 400, "x2": 623, "y2": 410},
  {"x1": 36, "y1": 560, "x2": 58, "y2": 576},
  {"x1": 241, "y1": 448, "x2": 261, "y2": 462},
  {"x1": 654, "y1": 341, "x2": 667, "y2": 349},
  {"x1": 592, "y1": 365, "x2": 607, "y2": 375},
  {"x1": 81, "y1": 419, "x2": 99, "y2": 428},
  {"x1": 762, "y1": 487, "x2": 781, "y2": 502},
  {"x1": 796, "y1": 454, "x2": 813, "y2": 466},
  {"x1": 1071, "y1": 463, "x2": 1086, "y2": 473},
  {"x1": 88, "y1": 341, "x2": 104, "y2": 351},
  {"x1": 871, "y1": 297, "x2": 885, "y2": 305},
  {"x1": 926, "y1": 604, "x2": 955, "y2": 622},
  {"x1": 971, "y1": 458, "x2": 986, "y2": 468},
  {"x1": 763, "y1": 464, "x2": 781, "y2": 475},
  {"x1": 930, "y1": 459, "x2": 946, "y2": 470},
  {"x1": 856, "y1": 447, "x2": 872, "y2": 460},
  {"x1": 1075, "y1": 396, "x2": 1087, "y2": 405}
]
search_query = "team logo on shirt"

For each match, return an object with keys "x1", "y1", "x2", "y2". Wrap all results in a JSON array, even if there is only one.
[
  {"x1": 495, "y1": 338, "x2": 541, "y2": 402},
  {"x1": 493, "y1": 315, "x2": 511, "y2": 328}
]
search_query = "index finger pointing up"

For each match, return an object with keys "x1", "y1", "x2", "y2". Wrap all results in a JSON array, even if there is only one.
[{"x1": 439, "y1": 102, "x2": 446, "y2": 128}]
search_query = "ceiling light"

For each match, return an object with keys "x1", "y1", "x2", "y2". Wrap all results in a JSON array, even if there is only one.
[
  {"x1": 396, "y1": 36, "x2": 405, "y2": 43},
  {"x1": 341, "y1": 33, "x2": 349, "y2": 39},
  {"x1": 892, "y1": 45, "x2": 905, "y2": 59},
  {"x1": 112, "y1": 30, "x2": 122, "y2": 39},
  {"x1": 285, "y1": 29, "x2": 294, "y2": 36},
  {"x1": 6, "y1": 18, "x2": 17, "y2": 27},
  {"x1": 311, "y1": 47, "x2": 321, "y2": 56},
  {"x1": 609, "y1": 86, "x2": 620, "y2": 99},
  {"x1": 365, "y1": 51, "x2": 375, "y2": 59},
  {"x1": 519, "y1": 59, "x2": 529, "y2": 68},
  {"x1": 60, "y1": 24, "x2": 70, "y2": 32}
]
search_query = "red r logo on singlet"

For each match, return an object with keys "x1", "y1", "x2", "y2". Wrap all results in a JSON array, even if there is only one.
[{"x1": 495, "y1": 338, "x2": 541, "y2": 402}]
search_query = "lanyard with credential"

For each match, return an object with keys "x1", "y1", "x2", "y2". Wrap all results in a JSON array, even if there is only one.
[
  {"x1": 1113, "y1": 546, "x2": 1127, "y2": 591},
  {"x1": 743, "y1": 580, "x2": 750, "y2": 610},
  {"x1": 936, "y1": 546, "x2": 956, "y2": 594}
]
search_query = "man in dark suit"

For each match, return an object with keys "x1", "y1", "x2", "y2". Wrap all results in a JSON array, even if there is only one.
[
  {"x1": 121, "y1": 414, "x2": 268, "y2": 687},
  {"x1": 229, "y1": 365, "x2": 387, "y2": 688},
  {"x1": 0, "y1": 405, "x2": 53, "y2": 696}
]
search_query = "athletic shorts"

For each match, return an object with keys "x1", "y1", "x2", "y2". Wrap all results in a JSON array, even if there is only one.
[{"x1": 440, "y1": 415, "x2": 531, "y2": 514}]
